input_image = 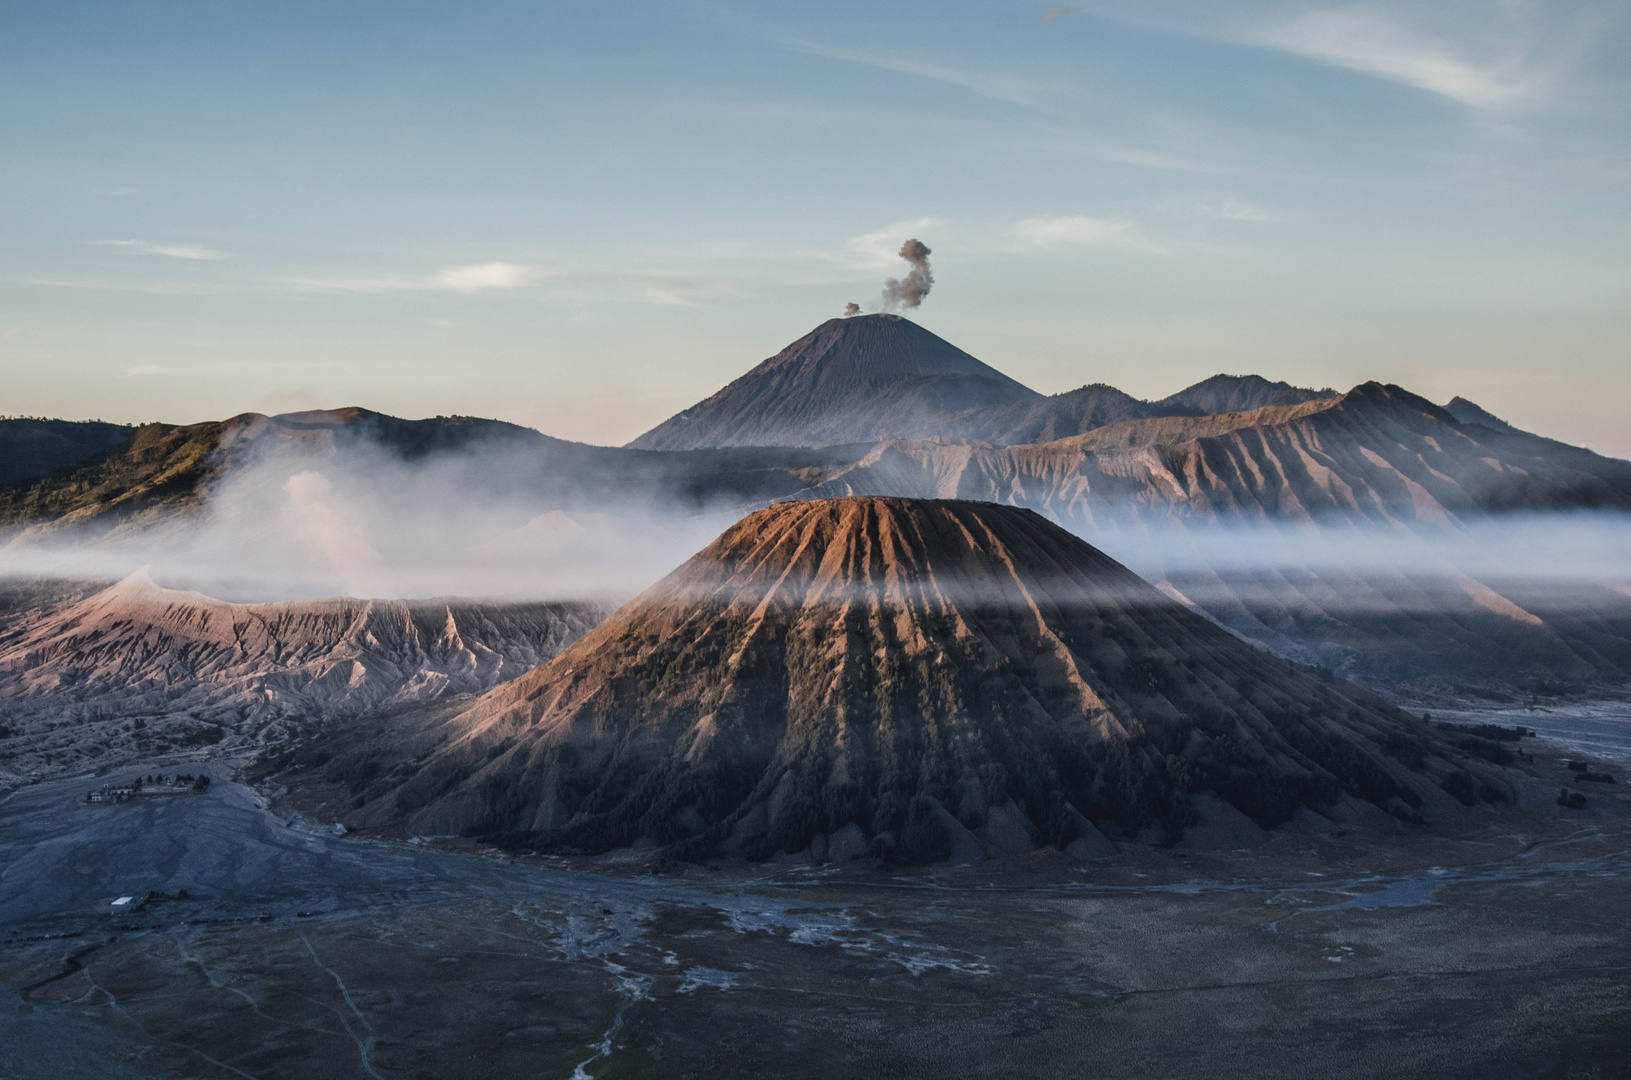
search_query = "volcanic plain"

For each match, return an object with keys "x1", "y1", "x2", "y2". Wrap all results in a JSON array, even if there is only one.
[{"x1": 3, "y1": 736, "x2": 1630, "y2": 1080}]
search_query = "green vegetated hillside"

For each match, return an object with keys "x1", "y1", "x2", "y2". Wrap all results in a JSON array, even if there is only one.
[
  {"x1": 0, "y1": 421, "x2": 223, "y2": 538},
  {"x1": 0, "y1": 418, "x2": 137, "y2": 491},
  {"x1": 295, "y1": 498, "x2": 1502, "y2": 862},
  {"x1": 0, "y1": 407, "x2": 860, "y2": 543}
]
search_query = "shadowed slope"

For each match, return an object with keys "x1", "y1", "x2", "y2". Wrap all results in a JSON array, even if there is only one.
[
  {"x1": 338, "y1": 498, "x2": 1494, "y2": 862},
  {"x1": 930, "y1": 383, "x2": 1172, "y2": 445},
  {"x1": 1444, "y1": 396, "x2": 1524, "y2": 435},
  {"x1": 0, "y1": 419, "x2": 136, "y2": 492}
]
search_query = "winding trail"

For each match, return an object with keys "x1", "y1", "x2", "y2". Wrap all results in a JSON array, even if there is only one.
[{"x1": 300, "y1": 930, "x2": 382, "y2": 1080}]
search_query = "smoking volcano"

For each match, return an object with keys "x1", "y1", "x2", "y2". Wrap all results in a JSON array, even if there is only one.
[
  {"x1": 627, "y1": 314, "x2": 1039, "y2": 451},
  {"x1": 330, "y1": 498, "x2": 1496, "y2": 862}
]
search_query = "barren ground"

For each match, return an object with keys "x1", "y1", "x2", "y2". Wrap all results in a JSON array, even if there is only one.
[{"x1": 3, "y1": 734, "x2": 1631, "y2": 1079}]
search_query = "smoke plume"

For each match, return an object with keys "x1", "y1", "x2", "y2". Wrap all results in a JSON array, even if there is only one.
[
  {"x1": 843, "y1": 302, "x2": 861, "y2": 317},
  {"x1": 881, "y1": 239, "x2": 933, "y2": 311}
]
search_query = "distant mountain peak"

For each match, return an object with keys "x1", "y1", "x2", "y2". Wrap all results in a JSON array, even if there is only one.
[
  {"x1": 628, "y1": 316, "x2": 1040, "y2": 451},
  {"x1": 1158, "y1": 374, "x2": 1336, "y2": 415}
]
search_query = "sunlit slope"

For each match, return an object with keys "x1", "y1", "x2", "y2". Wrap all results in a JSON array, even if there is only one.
[
  {"x1": 338, "y1": 497, "x2": 1495, "y2": 860},
  {"x1": 775, "y1": 385, "x2": 1631, "y2": 685}
]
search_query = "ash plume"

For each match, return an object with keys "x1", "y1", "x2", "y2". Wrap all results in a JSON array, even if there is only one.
[
  {"x1": 843, "y1": 302, "x2": 861, "y2": 316},
  {"x1": 881, "y1": 239, "x2": 933, "y2": 311}
]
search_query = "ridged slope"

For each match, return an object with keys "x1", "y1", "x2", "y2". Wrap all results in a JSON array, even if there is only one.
[
  {"x1": 0, "y1": 571, "x2": 605, "y2": 782},
  {"x1": 627, "y1": 315, "x2": 1040, "y2": 450},
  {"x1": 783, "y1": 383, "x2": 1631, "y2": 526},
  {"x1": 346, "y1": 498, "x2": 1490, "y2": 862},
  {"x1": 772, "y1": 385, "x2": 1631, "y2": 685}
]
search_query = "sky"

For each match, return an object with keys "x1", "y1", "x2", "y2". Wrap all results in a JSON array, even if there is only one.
[{"x1": 2, "y1": 0, "x2": 1628, "y2": 456}]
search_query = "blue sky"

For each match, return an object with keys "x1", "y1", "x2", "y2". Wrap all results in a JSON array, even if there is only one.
[{"x1": 2, "y1": 0, "x2": 1628, "y2": 454}]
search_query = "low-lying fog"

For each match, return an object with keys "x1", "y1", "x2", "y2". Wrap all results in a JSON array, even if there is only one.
[{"x1": 2, "y1": 431, "x2": 1630, "y2": 612}]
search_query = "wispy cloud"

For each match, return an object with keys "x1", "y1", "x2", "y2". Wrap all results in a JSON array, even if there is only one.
[
  {"x1": 100, "y1": 239, "x2": 229, "y2": 260},
  {"x1": 1177, "y1": 197, "x2": 1274, "y2": 222},
  {"x1": 841, "y1": 219, "x2": 942, "y2": 269},
  {"x1": 8, "y1": 276, "x2": 231, "y2": 296},
  {"x1": 1243, "y1": 8, "x2": 1554, "y2": 111},
  {"x1": 794, "y1": 41, "x2": 1048, "y2": 109},
  {"x1": 1037, "y1": 7, "x2": 1081, "y2": 24},
  {"x1": 283, "y1": 261, "x2": 734, "y2": 307},
  {"x1": 617, "y1": 272, "x2": 734, "y2": 306},
  {"x1": 289, "y1": 262, "x2": 551, "y2": 295},
  {"x1": 1211, "y1": 197, "x2": 1272, "y2": 221},
  {"x1": 1008, "y1": 215, "x2": 1162, "y2": 253}
]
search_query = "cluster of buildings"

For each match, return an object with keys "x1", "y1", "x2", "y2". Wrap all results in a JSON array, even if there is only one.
[{"x1": 84, "y1": 772, "x2": 209, "y2": 804}]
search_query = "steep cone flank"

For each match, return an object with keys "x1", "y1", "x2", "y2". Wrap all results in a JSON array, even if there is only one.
[
  {"x1": 627, "y1": 314, "x2": 1040, "y2": 450},
  {"x1": 342, "y1": 498, "x2": 1497, "y2": 861}
]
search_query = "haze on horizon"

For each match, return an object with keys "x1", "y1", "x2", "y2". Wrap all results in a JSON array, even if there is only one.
[{"x1": 2, "y1": 0, "x2": 1628, "y2": 456}]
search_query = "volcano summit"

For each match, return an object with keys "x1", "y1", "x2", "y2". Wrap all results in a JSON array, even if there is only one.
[
  {"x1": 329, "y1": 497, "x2": 1494, "y2": 862},
  {"x1": 627, "y1": 314, "x2": 1040, "y2": 450}
]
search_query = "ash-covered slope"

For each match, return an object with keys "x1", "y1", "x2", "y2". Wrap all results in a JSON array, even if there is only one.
[
  {"x1": 335, "y1": 498, "x2": 1491, "y2": 862},
  {"x1": 628, "y1": 314, "x2": 1040, "y2": 450},
  {"x1": 0, "y1": 571, "x2": 604, "y2": 783}
]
